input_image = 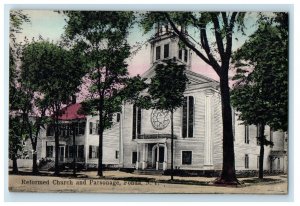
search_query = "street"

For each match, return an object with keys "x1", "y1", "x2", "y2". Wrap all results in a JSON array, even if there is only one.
[{"x1": 8, "y1": 171, "x2": 288, "y2": 194}]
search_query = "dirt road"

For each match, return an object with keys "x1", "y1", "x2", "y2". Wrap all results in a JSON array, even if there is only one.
[{"x1": 8, "y1": 171, "x2": 288, "y2": 194}]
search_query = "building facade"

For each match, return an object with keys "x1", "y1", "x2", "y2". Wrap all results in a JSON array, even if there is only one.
[{"x1": 15, "y1": 23, "x2": 287, "y2": 174}]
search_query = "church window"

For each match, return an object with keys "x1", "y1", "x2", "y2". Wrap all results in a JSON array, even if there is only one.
[
  {"x1": 245, "y1": 125, "x2": 249, "y2": 144},
  {"x1": 46, "y1": 145, "x2": 54, "y2": 158},
  {"x1": 132, "y1": 152, "x2": 137, "y2": 164},
  {"x1": 117, "y1": 113, "x2": 121, "y2": 122},
  {"x1": 182, "y1": 96, "x2": 194, "y2": 138},
  {"x1": 68, "y1": 145, "x2": 77, "y2": 158},
  {"x1": 78, "y1": 145, "x2": 84, "y2": 158},
  {"x1": 89, "y1": 122, "x2": 93, "y2": 134},
  {"x1": 178, "y1": 49, "x2": 182, "y2": 60},
  {"x1": 96, "y1": 120, "x2": 99, "y2": 135},
  {"x1": 164, "y1": 44, "x2": 169, "y2": 58},
  {"x1": 270, "y1": 127, "x2": 273, "y2": 148},
  {"x1": 46, "y1": 125, "x2": 54, "y2": 136},
  {"x1": 156, "y1": 46, "x2": 161, "y2": 60},
  {"x1": 132, "y1": 105, "x2": 141, "y2": 139},
  {"x1": 78, "y1": 122, "x2": 85, "y2": 135},
  {"x1": 89, "y1": 145, "x2": 99, "y2": 159},
  {"x1": 182, "y1": 151, "x2": 192, "y2": 165},
  {"x1": 184, "y1": 49, "x2": 188, "y2": 62},
  {"x1": 245, "y1": 154, "x2": 249, "y2": 168},
  {"x1": 137, "y1": 107, "x2": 142, "y2": 135},
  {"x1": 132, "y1": 105, "x2": 136, "y2": 139}
]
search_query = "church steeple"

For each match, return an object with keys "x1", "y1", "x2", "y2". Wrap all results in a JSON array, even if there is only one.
[{"x1": 149, "y1": 22, "x2": 192, "y2": 70}]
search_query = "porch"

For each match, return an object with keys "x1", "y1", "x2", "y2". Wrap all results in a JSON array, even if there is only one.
[{"x1": 134, "y1": 134, "x2": 174, "y2": 171}]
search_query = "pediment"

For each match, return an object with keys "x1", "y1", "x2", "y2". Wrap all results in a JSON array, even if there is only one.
[{"x1": 141, "y1": 66, "x2": 219, "y2": 89}]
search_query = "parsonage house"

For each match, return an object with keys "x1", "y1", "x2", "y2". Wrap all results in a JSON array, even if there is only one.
[{"x1": 14, "y1": 23, "x2": 288, "y2": 175}]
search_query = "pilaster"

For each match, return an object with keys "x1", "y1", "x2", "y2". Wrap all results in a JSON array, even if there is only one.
[{"x1": 204, "y1": 90, "x2": 214, "y2": 168}]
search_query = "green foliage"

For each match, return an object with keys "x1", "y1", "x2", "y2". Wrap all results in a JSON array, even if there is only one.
[
  {"x1": 139, "y1": 12, "x2": 168, "y2": 34},
  {"x1": 79, "y1": 95, "x2": 123, "y2": 130},
  {"x1": 119, "y1": 75, "x2": 149, "y2": 107},
  {"x1": 20, "y1": 41, "x2": 85, "y2": 114},
  {"x1": 231, "y1": 12, "x2": 288, "y2": 132},
  {"x1": 148, "y1": 59, "x2": 188, "y2": 112},
  {"x1": 9, "y1": 116, "x2": 24, "y2": 159},
  {"x1": 64, "y1": 11, "x2": 139, "y2": 176},
  {"x1": 10, "y1": 10, "x2": 30, "y2": 34},
  {"x1": 9, "y1": 10, "x2": 31, "y2": 165},
  {"x1": 64, "y1": 11, "x2": 137, "y2": 127}
]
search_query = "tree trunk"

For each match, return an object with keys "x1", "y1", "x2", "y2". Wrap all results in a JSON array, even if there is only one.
[
  {"x1": 32, "y1": 142, "x2": 38, "y2": 174},
  {"x1": 170, "y1": 110, "x2": 174, "y2": 181},
  {"x1": 73, "y1": 122, "x2": 76, "y2": 177},
  {"x1": 12, "y1": 152, "x2": 18, "y2": 174},
  {"x1": 97, "y1": 122, "x2": 103, "y2": 177},
  {"x1": 259, "y1": 123, "x2": 265, "y2": 179},
  {"x1": 97, "y1": 97, "x2": 104, "y2": 177},
  {"x1": 215, "y1": 72, "x2": 239, "y2": 185},
  {"x1": 54, "y1": 124, "x2": 60, "y2": 176}
]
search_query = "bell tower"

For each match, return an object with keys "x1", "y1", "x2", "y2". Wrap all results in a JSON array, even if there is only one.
[{"x1": 149, "y1": 22, "x2": 192, "y2": 70}]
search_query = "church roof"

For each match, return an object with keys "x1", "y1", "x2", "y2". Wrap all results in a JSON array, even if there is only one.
[
  {"x1": 141, "y1": 64, "x2": 219, "y2": 91},
  {"x1": 58, "y1": 103, "x2": 86, "y2": 121}
]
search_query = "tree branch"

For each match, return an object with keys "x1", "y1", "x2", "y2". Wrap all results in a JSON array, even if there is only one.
[
  {"x1": 199, "y1": 22, "x2": 221, "y2": 75},
  {"x1": 211, "y1": 13, "x2": 225, "y2": 62},
  {"x1": 164, "y1": 13, "x2": 211, "y2": 66},
  {"x1": 224, "y1": 12, "x2": 238, "y2": 67}
]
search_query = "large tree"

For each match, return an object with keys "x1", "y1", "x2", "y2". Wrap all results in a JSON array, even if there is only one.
[
  {"x1": 231, "y1": 13, "x2": 288, "y2": 179},
  {"x1": 141, "y1": 12, "x2": 246, "y2": 184},
  {"x1": 9, "y1": 10, "x2": 30, "y2": 173},
  {"x1": 64, "y1": 11, "x2": 135, "y2": 177},
  {"x1": 148, "y1": 59, "x2": 188, "y2": 180},
  {"x1": 21, "y1": 40, "x2": 85, "y2": 175}
]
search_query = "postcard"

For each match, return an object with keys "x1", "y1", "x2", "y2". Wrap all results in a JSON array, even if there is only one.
[{"x1": 8, "y1": 10, "x2": 288, "y2": 194}]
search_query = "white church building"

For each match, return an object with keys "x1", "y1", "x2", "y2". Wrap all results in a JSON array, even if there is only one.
[{"x1": 21, "y1": 23, "x2": 287, "y2": 175}]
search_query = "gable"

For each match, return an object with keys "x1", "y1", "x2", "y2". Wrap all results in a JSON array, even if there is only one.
[{"x1": 141, "y1": 66, "x2": 219, "y2": 91}]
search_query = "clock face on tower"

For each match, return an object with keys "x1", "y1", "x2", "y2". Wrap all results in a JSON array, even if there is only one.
[{"x1": 150, "y1": 109, "x2": 170, "y2": 130}]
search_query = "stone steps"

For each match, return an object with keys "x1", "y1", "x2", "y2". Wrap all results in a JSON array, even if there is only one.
[{"x1": 133, "y1": 169, "x2": 164, "y2": 175}]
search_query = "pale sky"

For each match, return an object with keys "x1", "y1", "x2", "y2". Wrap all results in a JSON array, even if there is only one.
[{"x1": 14, "y1": 10, "x2": 261, "y2": 81}]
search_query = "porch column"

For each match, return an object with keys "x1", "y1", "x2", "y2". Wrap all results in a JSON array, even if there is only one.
[
  {"x1": 136, "y1": 143, "x2": 139, "y2": 169},
  {"x1": 156, "y1": 143, "x2": 159, "y2": 170},
  {"x1": 163, "y1": 143, "x2": 167, "y2": 170},
  {"x1": 204, "y1": 90, "x2": 213, "y2": 167},
  {"x1": 142, "y1": 143, "x2": 146, "y2": 170}
]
